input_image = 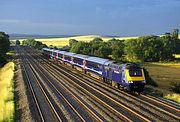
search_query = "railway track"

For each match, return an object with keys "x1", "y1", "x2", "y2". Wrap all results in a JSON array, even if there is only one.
[
  {"x1": 16, "y1": 47, "x2": 63, "y2": 122},
  {"x1": 26, "y1": 48, "x2": 132, "y2": 121},
  {"x1": 42, "y1": 57, "x2": 180, "y2": 122},
  {"x1": 16, "y1": 46, "x2": 180, "y2": 122},
  {"x1": 30, "y1": 47, "x2": 180, "y2": 121}
]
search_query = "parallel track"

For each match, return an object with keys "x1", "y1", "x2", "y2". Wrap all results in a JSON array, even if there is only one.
[
  {"x1": 16, "y1": 46, "x2": 180, "y2": 122},
  {"x1": 16, "y1": 47, "x2": 62, "y2": 122}
]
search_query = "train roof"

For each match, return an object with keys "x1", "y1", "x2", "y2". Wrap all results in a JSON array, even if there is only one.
[
  {"x1": 86, "y1": 56, "x2": 109, "y2": 65},
  {"x1": 57, "y1": 50, "x2": 66, "y2": 54},
  {"x1": 42, "y1": 48, "x2": 52, "y2": 51},
  {"x1": 104, "y1": 60, "x2": 115, "y2": 66},
  {"x1": 73, "y1": 54, "x2": 89, "y2": 59},
  {"x1": 64, "y1": 52, "x2": 76, "y2": 57},
  {"x1": 53, "y1": 50, "x2": 59, "y2": 53}
]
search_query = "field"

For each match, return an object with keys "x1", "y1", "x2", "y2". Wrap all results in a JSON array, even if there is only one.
[
  {"x1": 0, "y1": 62, "x2": 14, "y2": 121},
  {"x1": 11, "y1": 34, "x2": 180, "y2": 47},
  {"x1": 11, "y1": 35, "x2": 138, "y2": 47},
  {"x1": 143, "y1": 63, "x2": 180, "y2": 90}
]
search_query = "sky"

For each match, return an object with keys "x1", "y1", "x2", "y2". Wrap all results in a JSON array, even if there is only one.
[{"x1": 0, "y1": 0, "x2": 180, "y2": 36}]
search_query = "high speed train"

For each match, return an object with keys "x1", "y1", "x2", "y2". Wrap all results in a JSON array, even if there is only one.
[{"x1": 42, "y1": 48, "x2": 146, "y2": 94}]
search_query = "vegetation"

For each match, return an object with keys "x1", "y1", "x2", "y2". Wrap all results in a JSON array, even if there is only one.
[
  {"x1": 68, "y1": 29, "x2": 180, "y2": 63},
  {"x1": 164, "y1": 93, "x2": 180, "y2": 103},
  {"x1": 0, "y1": 32, "x2": 10, "y2": 66},
  {"x1": 15, "y1": 40, "x2": 20, "y2": 45},
  {"x1": 143, "y1": 63, "x2": 180, "y2": 90},
  {"x1": 11, "y1": 35, "x2": 138, "y2": 47},
  {"x1": 170, "y1": 82, "x2": 180, "y2": 93},
  {"x1": 0, "y1": 62, "x2": 15, "y2": 121},
  {"x1": 22, "y1": 38, "x2": 47, "y2": 50}
]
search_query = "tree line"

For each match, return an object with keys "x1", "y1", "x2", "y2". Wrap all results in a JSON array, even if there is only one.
[
  {"x1": 0, "y1": 32, "x2": 10, "y2": 66},
  {"x1": 69, "y1": 29, "x2": 180, "y2": 62},
  {"x1": 20, "y1": 38, "x2": 47, "y2": 49}
]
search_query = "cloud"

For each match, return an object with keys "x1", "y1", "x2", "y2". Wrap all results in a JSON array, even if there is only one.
[
  {"x1": 0, "y1": 18, "x2": 93, "y2": 30},
  {"x1": 0, "y1": 19, "x2": 24, "y2": 23}
]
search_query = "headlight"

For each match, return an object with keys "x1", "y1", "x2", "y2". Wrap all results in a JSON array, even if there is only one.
[
  {"x1": 128, "y1": 81, "x2": 133, "y2": 83},
  {"x1": 142, "y1": 80, "x2": 146, "y2": 83}
]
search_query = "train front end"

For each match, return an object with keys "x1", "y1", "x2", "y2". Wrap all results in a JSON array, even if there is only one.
[{"x1": 125, "y1": 65, "x2": 146, "y2": 93}]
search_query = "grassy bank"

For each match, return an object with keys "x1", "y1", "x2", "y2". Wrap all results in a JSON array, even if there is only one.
[
  {"x1": 164, "y1": 93, "x2": 180, "y2": 103},
  {"x1": 143, "y1": 63, "x2": 180, "y2": 103},
  {"x1": 143, "y1": 63, "x2": 180, "y2": 90},
  {"x1": 0, "y1": 62, "x2": 15, "y2": 121}
]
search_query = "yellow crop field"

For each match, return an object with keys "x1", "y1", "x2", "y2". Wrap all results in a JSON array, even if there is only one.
[
  {"x1": 11, "y1": 35, "x2": 138, "y2": 47},
  {"x1": 0, "y1": 62, "x2": 14, "y2": 121}
]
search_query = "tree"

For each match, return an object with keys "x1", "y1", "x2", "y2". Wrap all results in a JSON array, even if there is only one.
[
  {"x1": 70, "y1": 41, "x2": 89, "y2": 54},
  {"x1": 108, "y1": 39, "x2": 124, "y2": 60},
  {"x1": 69, "y1": 39, "x2": 78, "y2": 47},
  {"x1": 26, "y1": 38, "x2": 36, "y2": 46},
  {"x1": 22, "y1": 40, "x2": 28, "y2": 45},
  {"x1": 0, "y1": 32, "x2": 10, "y2": 65},
  {"x1": 159, "y1": 35, "x2": 174, "y2": 61},
  {"x1": 0, "y1": 32, "x2": 10, "y2": 56},
  {"x1": 16, "y1": 40, "x2": 20, "y2": 45},
  {"x1": 97, "y1": 42, "x2": 112, "y2": 58},
  {"x1": 171, "y1": 29, "x2": 179, "y2": 39},
  {"x1": 89, "y1": 37, "x2": 103, "y2": 55}
]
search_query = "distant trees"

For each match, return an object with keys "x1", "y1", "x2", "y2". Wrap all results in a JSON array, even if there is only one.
[
  {"x1": 15, "y1": 40, "x2": 20, "y2": 45},
  {"x1": 22, "y1": 38, "x2": 47, "y2": 49},
  {"x1": 69, "y1": 29, "x2": 179, "y2": 62}
]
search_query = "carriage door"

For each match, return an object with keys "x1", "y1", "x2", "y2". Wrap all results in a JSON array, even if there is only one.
[
  {"x1": 122, "y1": 70, "x2": 126, "y2": 84},
  {"x1": 108, "y1": 68, "x2": 112, "y2": 79}
]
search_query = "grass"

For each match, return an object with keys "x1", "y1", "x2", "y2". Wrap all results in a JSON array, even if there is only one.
[
  {"x1": 0, "y1": 62, "x2": 15, "y2": 121},
  {"x1": 164, "y1": 93, "x2": 180, "y2": 103},
  {"x1": 174, "y1": 54, "x2": 180, "y2": 59},
  {"x1": 143, "y1": 63, "x2": 180, "y2": 90}
]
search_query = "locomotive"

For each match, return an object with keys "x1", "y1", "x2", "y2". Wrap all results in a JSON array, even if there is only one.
[{"x1": 42, "y1": 48, "x2": 146, "y2": 94}]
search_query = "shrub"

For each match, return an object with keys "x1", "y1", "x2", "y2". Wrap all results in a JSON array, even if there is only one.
[
  {"x1": 143, "y1": 68, "x2": 158, "y2": 87},
  {"x1": 170, "y1": 82, "x2": 180, "y2": 93}
]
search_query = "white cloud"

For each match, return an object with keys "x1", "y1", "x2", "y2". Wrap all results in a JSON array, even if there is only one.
[{"x1": 0, "y1": 19, "x2": 24, "y2": 23}]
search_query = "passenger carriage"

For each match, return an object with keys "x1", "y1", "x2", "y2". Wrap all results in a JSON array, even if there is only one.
[{"x1": 42, "y1": 48, "x2": 146, "y2": 94}]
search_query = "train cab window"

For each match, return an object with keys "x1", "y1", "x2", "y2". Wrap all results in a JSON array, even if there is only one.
[{"x1": 129, "y1": 69, "x2": 142, "y2": 77}]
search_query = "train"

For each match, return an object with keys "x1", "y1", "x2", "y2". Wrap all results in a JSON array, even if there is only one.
[{"x1": 42, "y1": 48, "x2": 146, "y2": 94}]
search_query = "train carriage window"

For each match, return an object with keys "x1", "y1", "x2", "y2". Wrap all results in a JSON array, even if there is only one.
[
  {"x1": 74, "y1": 57, "x2": 83, "y2": 65},
  {"x1": 58, "y1": 53, "x2": 63, "y2": 58},
  {"x1": 64, "y1": 55, "x2": 71, "y2": 61},
  {"x1": 86, "y1": 61, "x2": 100, "y2": 69}
]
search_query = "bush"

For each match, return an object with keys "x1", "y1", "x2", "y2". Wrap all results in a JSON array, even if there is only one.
[
  {"x1": 170, "y1": 82, "x2": 180, "y2": 93},
  {"x1": 143, "y1": 68, "x2": 158, "y2": 87},
  {"x1": 0, "y1": 55, "x2": 7, "y2": 67}
]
